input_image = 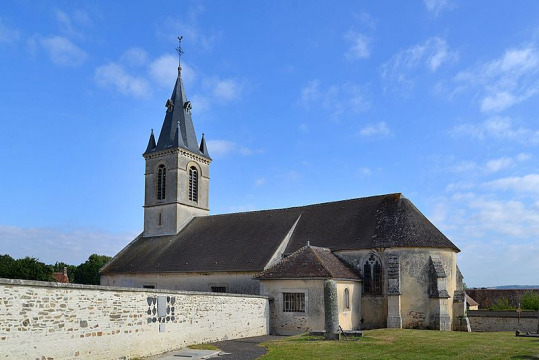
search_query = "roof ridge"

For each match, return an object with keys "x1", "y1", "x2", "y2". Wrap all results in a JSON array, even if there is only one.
[
  {"x1": 202, "y1": 193, "x2": 403, "y2": 218},
  {"x1": 309, "y1": 246, "x2": 333, "y2": 277}
]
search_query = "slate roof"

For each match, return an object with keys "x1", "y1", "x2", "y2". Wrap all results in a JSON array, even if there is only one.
[
  {"x1": 255, "y1": 245, "x2": 361, "y2": 280},
  {"x1": 144, "y1": 67, "x2": 210, "y2": 159},
  {"x1": 101, "y1": 193, "x2": 459, "y2": 275},
  {"x1": 465, "y1": 294, "x2": 478, "y2": 306}
]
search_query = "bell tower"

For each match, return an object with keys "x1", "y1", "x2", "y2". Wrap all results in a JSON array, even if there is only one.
[{"x1": 142, "y1": 37, "x2": 211, "y2": 237}]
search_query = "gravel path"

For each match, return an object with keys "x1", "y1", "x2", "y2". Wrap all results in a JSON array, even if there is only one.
[{"x1": 211, "y1": 335, "x2": 285, "y2": 360}]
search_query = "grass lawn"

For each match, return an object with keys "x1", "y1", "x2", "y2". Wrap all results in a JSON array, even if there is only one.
[{"x1": 260, "y1": 329, "x2": 539, "y2": 359}]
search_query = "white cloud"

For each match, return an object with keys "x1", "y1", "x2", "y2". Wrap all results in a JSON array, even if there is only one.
[
  {"x1": 254, "y1": 178, "x2": 266, "y2": 186},
  {"x1": 189, "y1": 94, "x2": 210, "y2": 113},
  {"x1": 381, "y1": 37, "x2": 457, "y2": 93},
  {"x1": 455, "y1": 44, "x2": 539, "y2": 113},
  {"x1": 54, "y1": 9, "x2": 91, "y2": 38},
  {"x1": 356, "y1": 167, "x2": 372, "y2": 176},
  {"x1": 0, "y1": 18, "x2": 20, "y2": 43},
  {"x1": 300, "y1": 80, "x2": 370, "y2": 121},
  {"x1": 344, "y1": 31, "x2": 371, "y2": 60},
  {"x1": 484, "y1": 174, "x2": 539, "y2": 195},
  {"x1": 0, "y1": 225, "x2": 134, "y2": 265},
  {"x1": 485, "y1": 157, "x2": 513, "y2": 173},
  {"x1": 358, "y1": 121, "x2": 392, "y2": 138},
  {"x1": 37, "y1": 35, "x2": 87, "y2": 67},
  {"x1": 300, "y1": 79, "x2": 320, "y2": 109},
  {"x1": 95, "y1": 62, "x2": 151, "y2": 98},
  {"x1": 213, "y1": 78, "x2": 242, "y2": 102},
  {"x1": 206, "y1": 140, "x2": 252, "y2": 158},
  {"x1": 451, "y1": 117, "x2": 539, "y2": 144},
  {"x1": 161, "y1": 11, "x2": 221, "y2": 52},
  {"x1": 423, "y1": 0, "x2": 455, "y2": 16},
  {"x1": 450, "y1": 160, "x2": 477, "y2": 173},
  {"x1": 148, "y1": 54, "x2": 177, "y2": 86},
  {"x1": 120, "y1": 47, "x2": 149, "y2": 67},
  {"x1": 148, "y1": 55, "x2": 196, "y2": 88},
  {"x1": 480, "y1": 92, "x2": 518, "y2": 113},
  {"x1": 443, "y1": 153, "x2": 529, "y2": 175}
]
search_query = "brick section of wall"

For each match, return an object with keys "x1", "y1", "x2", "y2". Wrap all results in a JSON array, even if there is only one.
[
  {"x1": 466, "y1": 289, "x2": 539, "y2": 309},
  {"x1": 0, "y1": 278, "x2": 268, "y2": 359},
  {"x1": 468, "y1": 310, "x2": 539, "y2": 332}
]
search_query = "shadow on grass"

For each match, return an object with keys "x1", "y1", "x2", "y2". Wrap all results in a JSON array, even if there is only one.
[{"x1": 510, "y1": 357, "x2": 539, "y2": 360}]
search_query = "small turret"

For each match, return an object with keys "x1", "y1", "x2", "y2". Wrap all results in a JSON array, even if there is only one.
[
  {"x1": 145, "y1": 129, "x2": 156, "y2": 154},
  {"x1": 199, "y1": 133, "x2": 210, "y2": 158}
]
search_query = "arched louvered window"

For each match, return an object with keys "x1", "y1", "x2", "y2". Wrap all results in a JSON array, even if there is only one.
[
  {"x1": 157, "y1": 165, "x2": 166, "y2": 200},
  {"x1": 363, "y1": 254, "x2": 383, "y2": 295},
  {"x1": 189, "y1": 166, "x2": 198, "y2": 202},
  {"x1": 344, "y1": 288, "x2": 350, "y2": 310}
]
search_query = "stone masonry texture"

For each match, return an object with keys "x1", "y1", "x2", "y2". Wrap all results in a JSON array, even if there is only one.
[{"x1": 0, "y1": 278, "x2": 268, "y2": 359}]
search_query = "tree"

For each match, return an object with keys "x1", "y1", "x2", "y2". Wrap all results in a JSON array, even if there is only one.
[
  {"x1": 0, "y1": 254, "x2": 16, "y2": 278},
  {"x1": 520, "y1": 291, "x2": 539, "y2": 311},
  {"x1": 73, "y1": 254, "x2": 112, "y2": 285},
  {"x1": 9, "y1": 257, "x2": 54, "y2": 281}
]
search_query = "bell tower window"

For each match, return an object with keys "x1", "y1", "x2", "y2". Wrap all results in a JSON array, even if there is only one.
[
  {"x1": 157, "y1": 165, "x2": 166, "y2": 200},
  {"x1": 189, "y1": 166, "x2": 198, "y2": 202}
]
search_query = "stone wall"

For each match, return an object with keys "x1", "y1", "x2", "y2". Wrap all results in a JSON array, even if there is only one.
[
  {"x1": 466, "y1": 289, "x2": 539, "y2": 309},
  {"x1": 335, "y1": 248, "x2": 458, "y2": 330},
  {"x1": 259, "y1": 279, "x2": 325, "y2": 335},
  {"x1": 0, "y1": 278, "x2": 268, "y2": 359},
  {"x1": 468, "y1": 310, "x2": 539, "y2": 332}
]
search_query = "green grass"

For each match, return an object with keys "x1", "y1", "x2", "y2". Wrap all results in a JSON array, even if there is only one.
[
  {"x1": 187, "y1": 343, "x2": 220, "y2": 351},
  {"x1": 260, "y1": 329, "x2": 539, "y2": 359}
]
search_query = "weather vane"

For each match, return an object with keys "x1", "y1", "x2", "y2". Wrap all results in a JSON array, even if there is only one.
[{"x1": 176, "y1": 36, "x2": 184, "y2": 66}]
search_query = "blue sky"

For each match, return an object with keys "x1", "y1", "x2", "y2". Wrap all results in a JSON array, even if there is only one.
[{"x1": 1, "y1": 0, "x2": 538, "y2": 287}]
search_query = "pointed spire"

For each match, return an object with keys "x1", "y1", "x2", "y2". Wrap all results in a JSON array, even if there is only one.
[
  {"x1": 173, "y1": 121, "x2": 185, "y2": 148},
  {"x1": 147, "y1": 37, "x2": 210, "y2": 159},
  {"x1": 144, "y1": 129, "x2": 156, "y2": 154},
  {"x1": 199, "y1": 133, "x2": 210, "y2": 158}
]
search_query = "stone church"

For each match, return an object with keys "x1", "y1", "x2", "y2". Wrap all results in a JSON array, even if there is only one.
[{"x1": 100, "y1": 56, "x2": 468, "y2": 333}]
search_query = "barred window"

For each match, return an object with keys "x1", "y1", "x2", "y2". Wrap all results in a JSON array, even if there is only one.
[
  {"x1": 283, "y1": 292, "x2": 305, "y2": 313},
  {"x1": 157, "y1": 165, "x2": 166, "y2": 200},
  {"x1": 211, "y1": 286, "x2": 227, "y2": 293},
  {"x1": 189, "y1": 166, "x2": 198, "y2": 202},
  {"x1": 363, "y1": 254, "x2": 383, "y2": 295},
  {"x1": 344, "y1": 288, "x2": 350, "y2": 310}
]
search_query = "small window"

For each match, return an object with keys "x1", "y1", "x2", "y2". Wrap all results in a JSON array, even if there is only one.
[
  {"x1": 344, "y1": 288, "x2": 350, "y2": 310},
  {"x1": 363, "y1": 254, "x2": 383, "y2": 295},
  {"x1": 211, "y1": 286, "x2": 227, "y2": 293},
  {"x1": 143, "y1": 285, "x2": 155, "y2": 289},
  {"x1": 157, "y1": 165, "x2": 166, "y2": 200},
  {"x1": 189, "y1": 166, "x2": 198, "y2": 202},
  {"x1": 283, "y1": 292, "x2": 305, "y2": 313}
]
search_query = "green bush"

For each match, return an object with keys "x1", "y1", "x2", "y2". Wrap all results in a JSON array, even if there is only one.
[
  {"x1": 520, "y1": 291, "x2": 539, "y2": 311},
  {"x1": 489, "y1": 297, "x2": 515, "y2": 311}
]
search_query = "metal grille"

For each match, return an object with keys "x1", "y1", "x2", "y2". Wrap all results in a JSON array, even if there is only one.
[
  {"x1": 283, "y1": 292, "x2": 305, "y2": 312},
  {"x1": 211, "y1": 286, "x2": 227, "y2": 293},
  {"x1": 189, "y1": 166, "x2": 198, "y2": 202},
  {"x1": 157, "y1": 165, "x2": 166, "y2": 200}
]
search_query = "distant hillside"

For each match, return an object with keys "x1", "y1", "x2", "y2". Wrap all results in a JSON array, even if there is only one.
[{"x1": 488, "y1": 285, "x2": 539, "y2": 290}]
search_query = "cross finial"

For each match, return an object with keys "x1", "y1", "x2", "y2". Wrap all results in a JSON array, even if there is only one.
[{"x1": 176, "y1": 36, "x2": 184, "y2": 67}]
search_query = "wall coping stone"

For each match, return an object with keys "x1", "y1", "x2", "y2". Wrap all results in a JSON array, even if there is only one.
[
  {"x1": 0, "y1": 277, "x2": 268, "y2": 299},
  {"x1": 467, "y1": 310, "x2": 539, "y2": 319}
]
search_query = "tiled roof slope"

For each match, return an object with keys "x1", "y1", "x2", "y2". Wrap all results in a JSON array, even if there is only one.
[
  {"x1": 255, "y1": 245, "x2": 361, "y2": 280},
  {"x1": 101, "y1": 193, "x2": 459, "y2": 274}
]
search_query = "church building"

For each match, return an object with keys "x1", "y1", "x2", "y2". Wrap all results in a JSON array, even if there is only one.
[{"x1": 100, "y1": 48, "x2": 468, "y2": 333}]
